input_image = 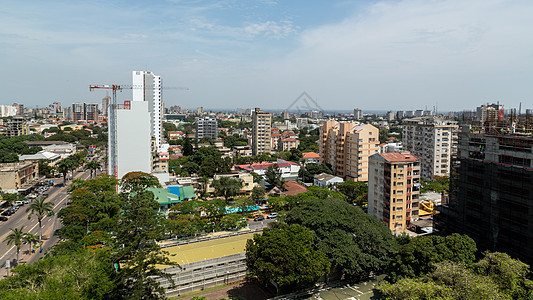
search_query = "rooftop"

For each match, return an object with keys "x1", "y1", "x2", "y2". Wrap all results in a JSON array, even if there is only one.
[{"x1": 380, "y1": 152, "x2": 419, "y2": 163}]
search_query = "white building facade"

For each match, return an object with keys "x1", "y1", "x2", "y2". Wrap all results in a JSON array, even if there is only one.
[
  {"x1": 132, "y1": 71, "x2": 163, "y2": 151},
  {"x1": 402, "y1": 116, "x2": 458, "y2": 179}
]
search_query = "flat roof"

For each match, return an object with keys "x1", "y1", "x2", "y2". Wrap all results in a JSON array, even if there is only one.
[{"x1": 380, "y1": 152, "x2": 419, "y2": 162}]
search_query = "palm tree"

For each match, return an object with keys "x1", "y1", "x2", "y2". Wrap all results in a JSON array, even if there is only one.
[
  {"x1": 23, "y1": 232, "x2": 39, "y2": 254},
  {"x1": 4, "y1": 226, "x2": 25, "y2": 265},
  {"x1": 26, "y1": 198, "x2": 54, "y2": 241},
  {"x1": 84, "y1": 160, "x2": 101, "y2": 178},
  {"x1": 199, "y1": 176, "x2": 210, "y2": 199},
  {"x1": 56, "y1": 159, "x2": 71, "y2": 182}
]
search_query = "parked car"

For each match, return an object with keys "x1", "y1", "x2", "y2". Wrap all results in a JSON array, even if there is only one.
[
  {"x1": 14, "y1": 201, "x2": 24, "y2": 206},
  {"x1": 2, "y1": 209, "x2": 14, "y2": 216},
  {"x1": 266, "y1": 212, "x2": 278, "y2": 219},
  {"x1": 0, "y1": 216, "x2": 8, "y2": 222},
  {"x1": 254, "y1": 215, "x2": 265, "y2": 222}
]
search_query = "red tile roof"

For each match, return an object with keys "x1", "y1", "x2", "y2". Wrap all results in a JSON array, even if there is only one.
[
  {"x1": 302, "y1": 152, "x2": 319, "y2": 158},
  {"x1": 283, "y1": 181, "x2": 308, "y2": 196}
]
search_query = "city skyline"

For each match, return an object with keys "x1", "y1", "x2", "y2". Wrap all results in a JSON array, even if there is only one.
[{"x1": 2, "y1": 0, "x2": 533, "y2": 111}]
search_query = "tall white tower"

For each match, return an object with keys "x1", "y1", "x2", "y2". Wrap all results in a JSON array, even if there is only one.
[{"x1": 132, "y1": 71, "x2": 163, "y2": 150}]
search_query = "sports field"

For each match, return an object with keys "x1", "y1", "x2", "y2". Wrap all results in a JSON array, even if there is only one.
[{"x1": 160, "y1": 233, "x2": 257, "y2": 267}]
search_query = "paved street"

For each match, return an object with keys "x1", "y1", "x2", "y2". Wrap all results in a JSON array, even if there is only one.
[{"x1": 0, "y1": 165, "x2": 98, "y2": 277}]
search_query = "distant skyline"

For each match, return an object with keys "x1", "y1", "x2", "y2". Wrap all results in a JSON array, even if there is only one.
[{"x1": 1, "y1": 0, "x2": 533, "y2": 111}]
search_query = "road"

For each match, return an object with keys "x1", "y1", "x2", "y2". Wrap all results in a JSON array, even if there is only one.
[{"x1": 0, "y1": 165, "x2": 99, "y2": 277}]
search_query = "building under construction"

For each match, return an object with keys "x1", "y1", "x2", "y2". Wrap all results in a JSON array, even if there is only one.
[{"x1": 435, "y1": 109, "x2": 533, "y2": 265}]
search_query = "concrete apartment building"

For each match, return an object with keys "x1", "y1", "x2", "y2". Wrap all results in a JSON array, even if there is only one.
[
  {"x1": 0, "y1": 162, "x2": 39, "y2": 193},
  {"x1": 402, "y1": 116, "x2": 458, "y2": 179},
  {"x1": 111, "y1": 100, "x2": 152, "y2": 179},
  {"x1": 251, "y1": 108, "x2": 272, "y2": 155},
  {"x1": 195, "y1": 117, "x2": 218, "y2": 141},
  {"x1": 354, "y1": 108, "x2": 363, "y2": 120},
  {"x1": 319, "y1": 121, "x2": 379, "y2": 181},
  {"x1": 71, "y1": 102, "x2": 99, "y2": 122},
  {"x1": 132, "y1": 71, "x2": 163, "y2": 151},
  {"x1": 368, "y1": 152, "x2": 421, "y2": 232},
  {"x1": 5, "y1": 117, "x2": 28, "y2": 137},
  {"x1": 435, "y1": 123, "x2": 533, "y2": 265}
]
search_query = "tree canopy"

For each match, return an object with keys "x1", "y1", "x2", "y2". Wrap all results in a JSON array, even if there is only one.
[
  {"x1": 246, "y1": 223, "x2": 330, "y2": 293},
  {"x1": 285, "y1": 197, "x2": 396, "y2": 280}
]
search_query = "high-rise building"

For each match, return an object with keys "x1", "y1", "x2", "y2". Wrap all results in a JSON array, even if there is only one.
[
  {"x1": 197, "y1": 107, "x2": 204, "y2": 115},
  {"x1": 85, "y1": 103, "x2": 99, "y2": 122},
  {"x1": 12, "y1": 103, "x2": 24, "y2": 116},
  {"x1": 132, "y1": 71, "x2": 163, "y2": 151},
  {"x1": 435, "y1": 126, "x2": 533, "y2": 265},
  {"x1": 49, "y1": 102, "x2": 62, "y2": 115},
  {"x1": 396, "y1": 111, "x2": 405, "y2": 120},
  {"x1": 195, "y1": 117, "x2": 218, "y2": 141},
  {"x1": 71, "y1": 103, "x2": 99, "y2": 123},
  {"x1": 112, "y1": 100, "x2": 152, "y2": 179},
  {"x1": 402, "y1": 116, "x2": 458, "y2": 179},
  {"x1": 282, "y1": 111, "x2": 290, "y2": 120},
  {"x1": 354, "y1": 108, "x2": 363, "y2": 120},
  {"x1": 101, "y1": 96, "x2": 111, "y2": 116},
  {"x1": 72, "y1": 103, "x2": 84, "y2": 122},
  {"x1": 319, "y1": 121, "x2": 379, "y2": 181},
  {"x1": 252, "y1": 108, "x2": 272, "y2": 155},
  {"x1": 0, "y1": 105, "x2": 17, "y2": 117},
  {"x1": 6, "y1": 117, "x2": 28, "y2": 137},
  {"x1": 386, "y1": 111, "x2": 395, "y2": 121},
  {"x1": 476, "y1": 103, "x2": 504, "y2": 123},
  {"x1": 368, "y1": 152, "x2": 421, "y2": 232}
]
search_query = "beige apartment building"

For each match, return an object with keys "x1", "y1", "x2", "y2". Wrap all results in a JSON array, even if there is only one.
[
  {"x1": 368, "y1": 152, "x2": 421, "y2": 232},
  {"x1": 252, "y1": 108, "x2": 272, "y2": 155},
  {"x1": 0, "y1": 162, "x2": 39, "y2": 193},
  {"x1": 402, "y1": 116, "x2": 458, "y2": 179},
  {"x1": 319, "y1": 121, "x2": 379, "y2": 181}
]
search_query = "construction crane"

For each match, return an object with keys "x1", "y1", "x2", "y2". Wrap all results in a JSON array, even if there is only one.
[{"x1": 89, "y1": 84, "x2": 188, "y2": 178}]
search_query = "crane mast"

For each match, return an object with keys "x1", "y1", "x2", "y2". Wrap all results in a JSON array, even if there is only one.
[{"x1": 89, "y1": 85, "x2": 123, "y2": 178}]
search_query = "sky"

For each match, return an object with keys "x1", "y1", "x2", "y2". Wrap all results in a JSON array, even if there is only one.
[{"x1": 1, "y1": 0, "x2": 533, "y2": 112}]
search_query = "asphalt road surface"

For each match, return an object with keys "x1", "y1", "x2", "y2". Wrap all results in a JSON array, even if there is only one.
[{"x1": 0, "y1": 165, "x2": 99, "y2": 277}]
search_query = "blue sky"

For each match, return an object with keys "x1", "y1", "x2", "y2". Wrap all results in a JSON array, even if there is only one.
[{"x1": 1, "y1": 0, "x2": 532, "y2": 112}]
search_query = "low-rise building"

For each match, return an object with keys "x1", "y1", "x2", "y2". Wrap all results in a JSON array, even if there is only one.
[
  {"x1": 234, "y1": 159, "x2": 300, "y2": 181},
  {"x1": 313, "y1": 173, "x2": 344, "y2": 188},
  {"x1": 18, "y1": 151, "x2": 61, "y2": 165},
  {"x1": 302, "y1": 152, "x2": 319, "y2": 165},
  {"x1": 0, "y1": 162, "x2": 39, "y2": 193},
  {"x1": 278, "y1": 138, "x2": 299, "y2": 151}
]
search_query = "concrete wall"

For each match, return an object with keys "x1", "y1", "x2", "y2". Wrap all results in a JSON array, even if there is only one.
[{"x1": 116, "y1": 101, "x2": 152, "y2": 179}]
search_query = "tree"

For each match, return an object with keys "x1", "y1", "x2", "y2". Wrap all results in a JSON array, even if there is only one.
[
  {"x1": 198, "y1": 176, "x2": 210, "y2": 198},
  {"x1": 120, "y1": 171, "x2": 161, "y2": 193},
  {"x1": 246, "y1": 223, "x2": 330, "y2": 294},
  {"x1": 26, "y1": 198, "x2": 54, "y2": 241},
  {"x1": 421, "y1": 175, "x2": 449, "y2": 193},
  {"x1": 251, "y1": 186, "x2": 266, "y2": 203},
  {"x1": 0, "y1": 249, "x2": 115, "y2": 299},
  {"x1": 111, "y1": 190, "x2": 177, "y2": 299},
  {"x1": 473, "y1": 252, "x2": 533, "y2": 299},
  {"x1": 285, "y1": 198, "x2": 396, "y2": 280},
  {"x1": 84, "y1": 160, "x2": 101, "y2": 178},
  {"x1": 219, "y1": 213, "x2": 247, "y2": 231},
  {"x1": 4, "y1": 226, "x2": 25, "y2": 265},
  {"x1": 385, "y1": 233, "x2": 477, "y2": 282},
  {"x1": 232, "y1": 196, "x2": 255, "y2": 215},
  {"x1": 265, "y1": 163, "x2": 284, "y2": 188},
  {"x1": 298, "y1": 163, "x2": 332, "y2": 183},
  {"x1": 211, "y1": 176, "x2": 243, "y2": 201},
  {"x1": 23, "y1": 232, "x2": 39, "y2": 254},
  {"x1": 56, "y1": 159, "x2": 73, "y2": 182},
  {"x1": 335, "y1": 181, "x2": 368, "y2": 205},
  {"x1": 38, "y1": 159, "x2": 55, "y2": 177},
  {"x1": 182, "y1": 136, "x2": 193, "y2": 156}
]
